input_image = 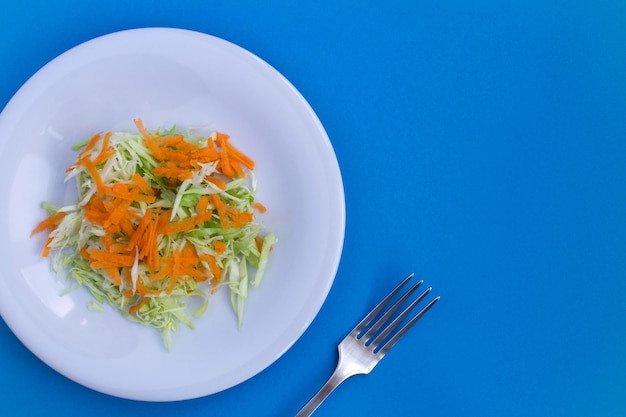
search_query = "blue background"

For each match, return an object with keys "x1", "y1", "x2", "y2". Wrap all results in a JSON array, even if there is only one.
[{"x1": 1, "y1": 1, "x2": 625, "y2": 416}]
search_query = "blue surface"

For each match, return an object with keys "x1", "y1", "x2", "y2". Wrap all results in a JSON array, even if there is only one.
[{"x1": 1, "y1": 1, "x2": 625, "y2": 416}]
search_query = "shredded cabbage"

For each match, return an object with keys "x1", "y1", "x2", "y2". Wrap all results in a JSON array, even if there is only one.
[{"x1": 37, "y1": 122, "x2": 276, "y2": 350}]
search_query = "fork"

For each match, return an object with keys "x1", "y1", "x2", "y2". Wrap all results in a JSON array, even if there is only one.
[{"x1": 295, "y1": 274, "x2": 440, "y2": 417}]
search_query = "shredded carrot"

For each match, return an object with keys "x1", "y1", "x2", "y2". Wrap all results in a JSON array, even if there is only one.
[
  {"x1": 77, "y1": 133, "x2": 102, "y2": 160},
  {"x1": 126, "y1": 210, "x2": 151, "y2": 251},
  {"x1": 197, "y1": 195, "x2": 210, "y2": 213},
  {"x1": 104, "y1": 267, "x2": 122, "y2": 286},
  {"x1": 253, "y1": 202, "x2": 267, "y2": 213},
  {"x1": 166, "y1": 276, "x2": 178, "y2": 294},
  {"x1": 235, "y1": 212, "x2": 253, "y2": 226},
  {"x1": 150, "y1": 261, "x2": 173, "y2": 282},
  {"x1": 136, "y1": 280, "x2": 162, "y2": 296},
  {"x1": 138, "y1": 215, "x2": 153, "y2": 262},
  {"x1": 160, "y1": 216, "x2": 196, "y2": 235},
  {"x1": 181, "y1": 242, "x2": 199, "y2": 259},
  {"x1": 215, "y1": 132, "x2": 255, "y2": 171},
  {"x1": 131, "y1": 173, "x2": 152, "y2": 194},
  {"x1": 87, "y1": 249, "x2": 136, "y2": 267},
  {"x1": 83, "y1": 207, "x2": 107, "y2": 224},
  {"x1": 254, "y1": 236, "x2": 264, "y2": 252},
  {"x1": 210, "y1": 194, "x2": 230, "y2": 229},
  {"x1": 65, "y1": 131, "x2": 106, "y2": 173},
  {"x1": 92, "y1": 132, "x2": 116, "y2": 165},
  {"x1": 219, "y1": 148, "x2": 235, "y2": 178},
  {"x1": 128, "y1": 297, "x2": 148, "y2": 315},
  {"x1": 119, "y1": 217, "x2": 135, "y2": 237},
  {"x1": 144, "y1": 137, "x2": 165, "y2": 160},
  {"x1": 168, "y1": 139, "x2": 198, "y2": 154},
  {"x1": 191, "y1": 147, "x2": 220, "y2": 162},
  {"x1": 206, "y1": 137, "x2": 220, "y2": 157},
  {"x1": 200, "y1": 254, "x2": 223, "y2": 292},
  {"x1": 159, "y1": 147, "x2": 190, "y2": 162},
  {"x1": 79, "y1": 156, "x2": 106, "y2": 195},
  {"x1": 31, "y1": 211, "x2": 66, "y2": 237},
  {"x1": 206, "y1": 176, "x2": 227, "y2": 190},
  {"x1": 123, "y1": 267, "x2": 132, "y2": 287},
  {"x1": 230, "y1": 160, "x2": 246, "y2": 178},
  {"x1": 213, "y1": 240, "x2": 227, "y2": 255},
  {"x1": 105, "y1": 184, "x2": 156, "y2": 203},
  {"x1": 214, "y1": 133, "x2": 229, "y2": 146},
  {"x1": 105, "y1": 243, "x2": 128, "y2": 254},
  {"x1": 153, "y1": 166, "x2": 194, "y2": 181},
  {"x1": 41, "y1": 236, "x2": 54, "y2": 257},
  {"x1": 134, "y1": 118, "x2": 153, "y2": 142},
  {"x1": 104, "y1": 197, "x2": 133, "y2": 228},
  {"x1": 105, "y1": 224, "x2": 121, "y2": 235},
  {"x1": 147, "y1": 207, "x2": 162, "y2": 271},
  {"x1": 100, "y1": 234, "x2": 114, "y2": 247},
  {"x1": 160, "y1": 212, "x2": 212, "y2": 235},
  {"x1": 157, "y1": 135, "x2": 184, "y2": 147}
]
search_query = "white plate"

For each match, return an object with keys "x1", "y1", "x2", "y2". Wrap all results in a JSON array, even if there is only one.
[{"x1": 0, "y1": 28, "x2": 344, "y2": 401}]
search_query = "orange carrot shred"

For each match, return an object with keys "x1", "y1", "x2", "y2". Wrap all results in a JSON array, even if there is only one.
[
  {"x1": 210, "y1": 194, "x2": 230, "y2": 229},
  {"x1": 162, "y1": 217, "x2": 195, "y2": 235},
  {"x1": 104, "y1": 197, "x2": 133, "y2": 228},
  {"x1": 90, "y1": 132, "x2": 114, "y2": 166},
  {"x1": 131, "y1": 173, "x2": 152, "y2": 194},
  {"x1": 197, "y1": 195, "x2": 210, "y2": 212},
  {"x1": 214, "y1": 134, "x2": 235, "y2": 178},
  {"x1": 31, "y1": 211, "x2": 66, "y2": 237},
  {"x1": 80, "y1": 156, "x2": 107, "y2": 195},
  {"x1": 230, "y1": 160, "x2": 246, "y2": 178},
  {"x1": 134, "y1": 118, "x2": 153, "y2": 142},
  {"x1": 136, "y1": 280, "x2": 162, "y2": 296},
  {"x1": 119, "y1": 217, "x2": 135, "y2": 238},
  {"x1": 213, "y1": 240, "x2": 227, "y2": 255},
  {"x1": 221, "y1": 134, "x2": 255, "y2": 170},
  {"x1": 104, "y1": 267, "x2": 122, "y2": 286},
  {"x1": 104, "y1": 186, "x2": 156, "y2": 203},
  {"x1": 150, "y1": 261, "x2": 172, "y2": 282},
  {"x1": 158, "y1": 135, "x2": 184, "y2": 147},
  {"x1": 88, "y1": 249, "x2": 136, "y2": 267},
  {"x1": 159, "y1": 147, "x2": 190, "y2": 162},
  {"x1": 126, "y1": 210, "x2": 151, "y2": 251},
  {"x1": 147, "y1": 207, "x2": 162, "y2": 271},
  {"x1": 206, "y1": 176, "x2": 227, "y2": 190},
  {"x1": 166, "y1": 274, "x2": 177, "y2": 294},
  {"x1": 254, "y1": 236, "x2": 264, "y2": 252},
  {"x1": 253, "y1": 202, "x2": 267, "y2": 213},
  {"x1": 41, "y1": 236, "x2": 54, "y2": 257},
  {"x1": 128, "y1": 297, "x2": 148, "y2": 315},
  {"x1": 77, "y1": 132, "x2": 102, "y2": 160}
]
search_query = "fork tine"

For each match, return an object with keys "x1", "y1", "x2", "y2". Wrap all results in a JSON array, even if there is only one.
[
  {"x1": 359, "y1": 279, "x2": 424, "y2": 343},
  {"x1": 369, "y1": 287, "x2": 431, "y2": 350},
  {"x1": 350, "y1": 273, "x2": 414, "y2": 336},
  {"x1": 377, "y1": 295, "x2": 440, "y2": 357}
]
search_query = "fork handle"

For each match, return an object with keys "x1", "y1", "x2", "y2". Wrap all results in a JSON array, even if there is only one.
[{"x1": 295, "y1": 369, "x2": 349, "y2": 417}]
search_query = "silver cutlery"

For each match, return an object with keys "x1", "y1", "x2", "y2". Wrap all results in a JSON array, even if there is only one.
[{"x1": 295, "y1": 274, "x2": 439, "y2": 416}]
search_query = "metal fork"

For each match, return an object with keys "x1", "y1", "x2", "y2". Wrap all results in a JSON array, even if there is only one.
[{"x1": 295, "y1": 274, "x2": 439, "y2": 417}]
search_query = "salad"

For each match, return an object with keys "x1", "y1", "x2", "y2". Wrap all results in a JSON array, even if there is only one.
[{"x1": 31, "y1": 119, "x2": 276, "y2": 350}]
